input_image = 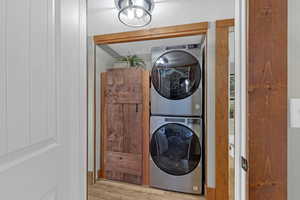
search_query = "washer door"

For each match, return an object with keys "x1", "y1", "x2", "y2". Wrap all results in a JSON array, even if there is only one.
[
  {"x1": 152, "y1": 50, "x2": 201, "y2": 100},
  {"x1": 150, "y1": 123, "x2": 201, "y2": 176}
]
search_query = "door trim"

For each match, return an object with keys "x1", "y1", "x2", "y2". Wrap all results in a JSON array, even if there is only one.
[
  {"x1": 95, "y1": 22, "x2": 210, "y2": 189},
  {"x1": 234, "y1": 1, "x2": 247, "y2": 199},
  {"x1": 92, "y1": 21, "x2": 234, "y2": 200},
  {"x1": 93, "y1": 22, "x2": 208, "y2": 45},
  {"x1": 142, "y1": 71, "x2": 150, "y2": 185},
  {"x1": 215, "y1": 18, "x2": 235, "y2": 200},
  {"x1": 247, "y1": 0, "x2": 287, "y2": 199}
]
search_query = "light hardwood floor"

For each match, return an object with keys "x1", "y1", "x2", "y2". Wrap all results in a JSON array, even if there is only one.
[{"x1": 88, "y1": 179, "x2": 205, "y2": 200}]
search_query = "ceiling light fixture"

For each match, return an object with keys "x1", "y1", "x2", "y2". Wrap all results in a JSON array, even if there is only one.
[{"x1": 115, "y1": 0, "x2": 154, "y2": 28}]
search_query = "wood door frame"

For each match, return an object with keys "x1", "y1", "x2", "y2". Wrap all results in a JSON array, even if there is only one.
[
  {"x1": 93, "y1": 22, "x2": 208, "y2": 45},
  {"x1": 246, "y1": 0, "x2": 287, "y2": 199},
  {"x1": 94, "y1": 21, "x2": 230, "y2": 199},
  {"x1": 215, "y1": 18, "x2": 235, "y2": 200}
]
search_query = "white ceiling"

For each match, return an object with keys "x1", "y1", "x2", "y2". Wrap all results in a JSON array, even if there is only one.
[{"x1": 106, "y1": 35, "x2": 204, "y2": 56}]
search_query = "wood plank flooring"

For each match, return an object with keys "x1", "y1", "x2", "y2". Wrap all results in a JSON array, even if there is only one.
[{"x1": 88, "y1": 179, "x2": 205, "y2": 200}]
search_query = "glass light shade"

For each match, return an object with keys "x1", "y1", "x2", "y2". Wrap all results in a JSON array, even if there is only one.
[{"x1": 115, "y1": 0, "x2": 154, "y2": 27}]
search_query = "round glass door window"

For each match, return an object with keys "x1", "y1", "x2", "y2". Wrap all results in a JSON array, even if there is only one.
[
  {"x1": 150, "y1": 123, "x2": 201, "y2": 176},
  {"x1": 151, "y1": 50, "x2": 201, "y2": 100}
]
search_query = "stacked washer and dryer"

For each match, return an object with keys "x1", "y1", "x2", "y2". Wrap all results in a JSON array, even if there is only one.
[{"x1": 149, "y1": 40, "x2": 206, "y2": 195}]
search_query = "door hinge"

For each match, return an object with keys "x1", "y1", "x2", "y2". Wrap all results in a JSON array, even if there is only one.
[{"x1": 241, "y1": 156, "x2": 248, "y2": 172}]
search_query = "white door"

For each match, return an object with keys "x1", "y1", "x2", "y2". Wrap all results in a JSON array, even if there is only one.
[
  {"x1": 235, "y1": 0, "x2": 247, "y2": 200},
  {"x1": 0, "y1": 0, "x2": 87, "y2": 199}
]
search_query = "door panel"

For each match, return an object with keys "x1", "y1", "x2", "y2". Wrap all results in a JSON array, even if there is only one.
[
  {"x1": 123, "y1": 104, "x2": 143, "y2": 154},
  {"x1": 0, "y1": 0, "x2": 58, "y2": 198},
  {"x1": 104, "y1": 104, "x2": 143, "y2": 184},
  {"x1": 105, "y1": 151, "x2": 142, "y2": 176},
  {"x1": 0, "y1": 0, "x2": 86, "y2": 199},
  {"x1": 107, "y1": 104, "x2": 124, "y2": 152},
  {"x1": 106, "y1": 69, "x2": 143, "y2": 104}
]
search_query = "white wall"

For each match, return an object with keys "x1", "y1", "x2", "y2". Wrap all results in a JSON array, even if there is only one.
[
  {"x1": 87, "y1": 38, "x2": 95, "y2": 172},
  {"x1": 288, "y1": 0, "x2": 300, "y2": 199},
  {"x1": 87, "y1": 42, "x2": 115, "y2": 172},
  {"x1": 88, "y1": 0, "x2": 235, "y2": 187},
  {"x1": 95, "y1": 46, "x2": 115, "y2": 174}
]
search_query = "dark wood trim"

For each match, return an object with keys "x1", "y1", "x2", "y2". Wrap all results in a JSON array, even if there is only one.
[
  {"x1": 93, "y1": 22, "x2": 208, "y2": 45},
  {"x1": 216, "y1": 19, "x2": 235, "y2": 28},
  {"x1": 247, "y1": 0, "x2": 287, "y2": 199},
  {"x1": 206, "y1": 187, "x2": 216, "y2": 200},
  {"x1": 100, "y1": 72, "x2": 107, "y2": 179},
  {"x1": 97, "y1": 169, "x2": 104, "y2": 180},
  {"x1": 142, "y1": 71, "x2": 150, "y2": 185},
  {"x1": 93, "y1": 45, "x2": 97, "y2": 184},
  {"x1": 215, "y1": 18, "x2": 234, "y2": 200}
]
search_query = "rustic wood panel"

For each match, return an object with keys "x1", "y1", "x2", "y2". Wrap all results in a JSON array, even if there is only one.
[
  {"x1": 106, "y1": 68, "x2": 143, "y2": 104},
  {"x1": 248, "y1": 0, "x2": 287, "y2": 200},
  {"x1": 94, "y1": 22, "x2": 208, "y2": 45},
  {"x1": 104, "y1": 103, "x2": 144, "y2": 184},
  {"x1": 105, "y1": 151, "x2": 142, "y2": 176},
  {"x1": 101, "y1": 69, "x2": 150, "y2": 185},
  {"x1": 215, "y1": 19, "x2": 233, "y2": 200},
  {"x1": 123, "y1": 104, "x2": 143, "y2": 153},
  {"x1": 106, "y1": 104, "x2": 124, "y2": 152}
]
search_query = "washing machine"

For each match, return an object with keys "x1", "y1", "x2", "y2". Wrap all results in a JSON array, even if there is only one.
[
  {"x1": 151, "y1": 41, "x2": 205, "y2": 117},
  {"x1": 150, "y1": 116, "x2": 204, "y2": 194}
]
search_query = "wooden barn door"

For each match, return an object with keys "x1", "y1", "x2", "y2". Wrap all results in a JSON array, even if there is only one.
[{"x1": 102, "y1": 68, "x2": 149, "y2": 185}]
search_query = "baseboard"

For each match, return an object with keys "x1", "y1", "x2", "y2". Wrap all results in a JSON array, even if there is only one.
[
  {"x1": 87, "y1": 171, "x2": 95, "y2": 185},
  {"x1": 97, "y1": 169, "x2": 104, "y2": 179},
  {"x1": 206, "y1": 187, "x2": 216, "y2": 200}
]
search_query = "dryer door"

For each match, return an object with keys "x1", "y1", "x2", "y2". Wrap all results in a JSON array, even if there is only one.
[
  {"x1": 150, "y1": 123, "x2": 201, "y2": 176},
  {"x1": 151, "y1": 50, "x2": 201, "y2": 100}
]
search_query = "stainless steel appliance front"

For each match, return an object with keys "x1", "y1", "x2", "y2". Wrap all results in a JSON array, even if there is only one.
[
  {"x1": 150, "y1": 116, "x2": 203, "y2": 194},
  {"x1": 151, "y1": 42, "x2": 205, "y2": 117}
]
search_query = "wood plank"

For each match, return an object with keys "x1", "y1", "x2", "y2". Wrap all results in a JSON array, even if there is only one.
[
  {"x1": 106, "y1": 104, "x2": 124, "y2": 152},
  {"x1": 102, "y1": 69, "x2": 147, "y2": 185},
  {"x1": 106, "y1": 68, "x2": 143, "y2": 104},
  {"x1": 216, "y1": 19, "x2": 235, "y2": 28},
  {"x1": 123, "y1": 103, "x2": 143, "y2": 184},
  {"x1": 215, "y1": 21, "x2": 230, "y2": 200},
  {"x1": 142, "y1": 71, "x2": 150, "y2": 185},
  {"x1": 123, "y1": 104, "x2": 143, "y2": 154},
  {"x1": 105, "y1": 151, "x2": 142, "y2": 176},
  {"x1": 248, "y1": 0, "x2": 287, "y2": 199},
  {"x1": 94, "y1": 22, "x2": 208, "y2": 45},
  {"x1": 104, "y1": 103, "x2": 124, "y2": 181}
]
